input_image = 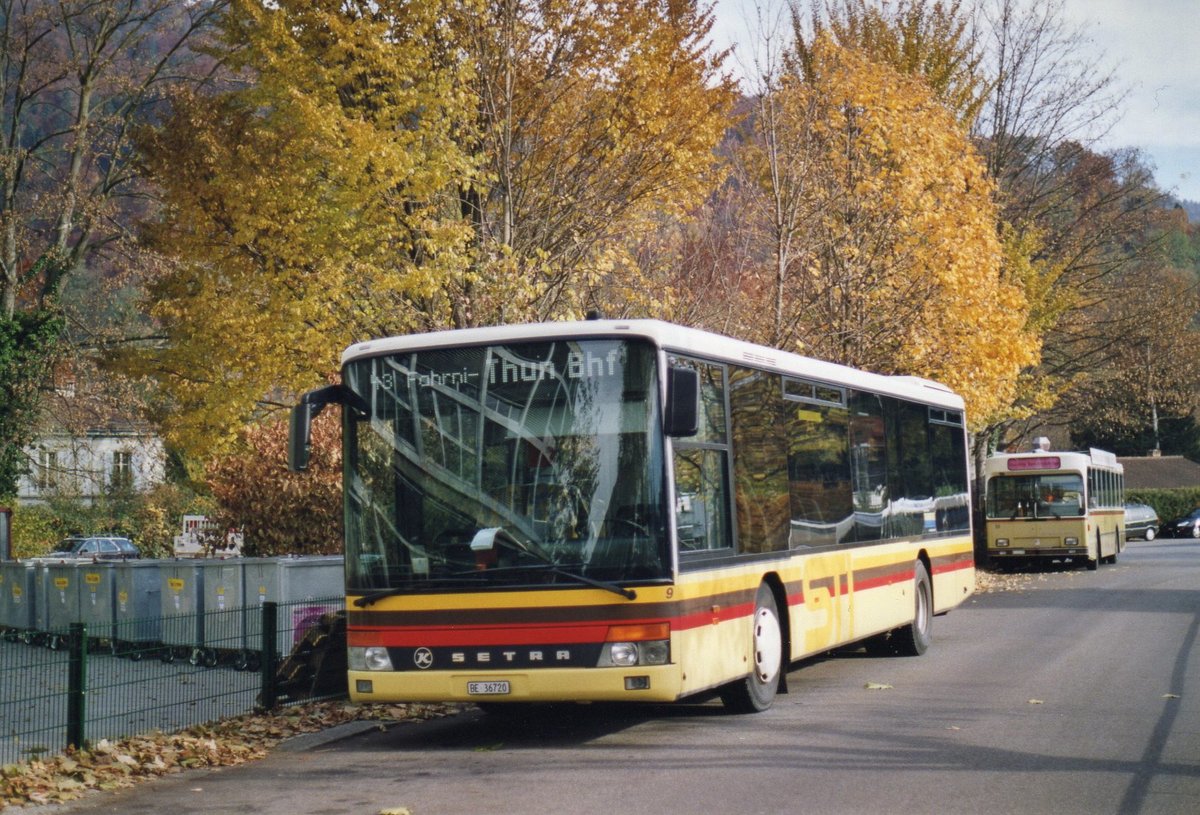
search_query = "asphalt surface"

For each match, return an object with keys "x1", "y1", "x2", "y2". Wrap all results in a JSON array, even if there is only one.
[{"x1": 16, "y1": 537, "x2": 1200, "y2": 815}]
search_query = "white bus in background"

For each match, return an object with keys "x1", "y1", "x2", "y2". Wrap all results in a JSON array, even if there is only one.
[{"x1": 984, "y1": 441, "x2": 1124, "y2": 570}]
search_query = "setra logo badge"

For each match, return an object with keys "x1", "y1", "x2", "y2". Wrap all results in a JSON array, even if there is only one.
[{"x1": 413, "y1": 648, "x2": 434, "y2": 669}]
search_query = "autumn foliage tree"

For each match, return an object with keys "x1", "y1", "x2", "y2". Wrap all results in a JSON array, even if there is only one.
[
  {"x1": 205, "y1": 410, "x2": 342, "y2": 556},
  {"x1": 966, "y1": 0, "x2": 1167, "y2": 448},
  {"x1": 128, "y1": 0, "x2": 735, "y2": 462},
  {"x1": 727, "y1": 36, "x2": 1037, "y2": 426},
  {"x1": 0, "y1": 0, "x2": 224, "y2": 495},
  {"x1": 126, "y1": 0, "x2": 478, "y2": 460},
  {"x1": 457, "y1": 0, "x2": 736, "y2": 324}
]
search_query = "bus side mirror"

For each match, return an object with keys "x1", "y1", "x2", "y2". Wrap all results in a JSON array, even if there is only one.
[
  {"x1": 664, "y1": 366, "x2": 699, "y2": 437},
  {"x1": 288, "y1": 385, "x2": 345, "y2": 471},
  {"x1": 288, "y1": 402, "x2": 318, "y2": 472}
]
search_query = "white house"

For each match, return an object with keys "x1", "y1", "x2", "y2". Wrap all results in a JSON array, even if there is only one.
[
  {"x1": 17, "y1": 427, "x2": 165, "y2": 505},
  {"x1": 15, "y1": 367, "x2": 166, "y2": 506}
]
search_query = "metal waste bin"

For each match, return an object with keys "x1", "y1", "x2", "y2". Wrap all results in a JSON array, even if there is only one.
[
  {"x1": 112, "y1": 559, "x2": 162, "y2": 654},
  {"x1": 159, "y1": 560, "x2": 204, "y2": 662},
  {"x1": 245, "y1": 556, "x2": 344, "y2": 662},
  {"x1": 0, "y1": 560, "x2": 38, "y2": 639},
  {"x1": 76, "y1": 561, "x2": 117, "y2": 642},
  {"x1": 197, "y1": 558, "x2": 248, "y2": 660},
  {"x1": 43, "y1": 560, "x2": 86, "y2": 647}
]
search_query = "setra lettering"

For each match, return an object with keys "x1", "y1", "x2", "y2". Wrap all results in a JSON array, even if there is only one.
[{"x1": 445, "y1": 649, "x2": 573, "y2": 665}]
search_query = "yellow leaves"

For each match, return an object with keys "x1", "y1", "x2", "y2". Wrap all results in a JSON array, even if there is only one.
[{"x1": 736, "y1": 36, "x2": 1036, "y2": 423}]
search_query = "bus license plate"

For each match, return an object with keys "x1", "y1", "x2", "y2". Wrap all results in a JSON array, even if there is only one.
[{"x1": 468, "y1": 681, "x2": 511, "y2": 696}]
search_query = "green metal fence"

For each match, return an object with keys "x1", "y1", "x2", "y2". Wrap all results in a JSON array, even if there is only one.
[{"x1": 0, "y1": 598, "x2": 346, "y2": 765}]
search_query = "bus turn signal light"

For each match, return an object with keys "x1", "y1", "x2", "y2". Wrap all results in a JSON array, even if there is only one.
[{"x1": 605, "y1": 622, "x2": 669, "y2": 641}]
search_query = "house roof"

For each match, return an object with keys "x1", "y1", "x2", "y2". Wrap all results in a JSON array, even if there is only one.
[{"x1": 1117, "y1": 455, "x2": 1200, "y2": 491}]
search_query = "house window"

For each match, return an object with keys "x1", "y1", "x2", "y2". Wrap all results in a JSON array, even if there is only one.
[
  {"x1": 37, "y1": 450, "x2": 58, "y2": 491},
  {"x1": 111, "y1": 450, "x2": 133, "y2": 489}
]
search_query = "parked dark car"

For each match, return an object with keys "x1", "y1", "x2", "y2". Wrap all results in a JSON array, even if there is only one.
[
  {"x1": 1124, "y1": 502, "x2": 1160, "y2": 541},
  {"x1": 1159, "y1": 508, "x2": 1200, "y2": 539},
  {"x1": 50, "y1": 536, "x2": 140, "y2": 559}
]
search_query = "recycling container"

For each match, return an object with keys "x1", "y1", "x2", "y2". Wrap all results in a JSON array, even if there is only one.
[
  {"x1": 159, "y1": 560, "x2": 205, "y2": 657},
  {"x1": 0, "y1": 560, "x2": 38, "y2": 635},
  {"x1": 112, "y1": 559, "x2": 162, "y2": 647}
]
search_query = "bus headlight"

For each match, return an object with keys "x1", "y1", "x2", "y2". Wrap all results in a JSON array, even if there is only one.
[
  {"x1": 598, "y1": 640, "x2": 671, "y2": 667},
  {"x1": 639, "y1": 640, "x2": 670, "y2": 665},
  {"x1": 596, "y1": 623, "x2": 671, "y2": 667},
  {"x1": 609, "y1": 642, "x2": 640, "y2": 667},
  {"x1": 1064, "y1": 537, "x2": 1078, "y2": 546},
  {"x1": 995, "y1": 538, "x2": 1009, "y2": 547},
  {"x1": 349, "y1": 646, "x2": 393, "y2": 671}
]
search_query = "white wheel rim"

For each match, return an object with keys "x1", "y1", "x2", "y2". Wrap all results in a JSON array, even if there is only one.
[
  {"x1": 753, "y1": 606, "x2": 783, "y2": 683},
  {"x1": 916, "y1": 581, "x2": 930, "y2": 634}
]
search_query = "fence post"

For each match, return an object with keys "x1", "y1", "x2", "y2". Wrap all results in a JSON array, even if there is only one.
[
  {"x1": 66, "y1": 622, "x2": 87, "y2": 749},
  {"x1": 260, "y1": 601, "x2": 278, "y2": 710}
]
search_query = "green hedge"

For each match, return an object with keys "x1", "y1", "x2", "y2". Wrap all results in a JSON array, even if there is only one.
[{"x1": 1127, "y1": 488, "x2": 1200, "y2": 524}]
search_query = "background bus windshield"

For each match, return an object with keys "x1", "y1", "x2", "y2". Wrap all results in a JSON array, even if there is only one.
[
  {"x1": 986, "y1": 474, "x2": 1084, "y2": 519},
  {"x1": 342, "y1": 339, "x2": 667, "y2": 591}
]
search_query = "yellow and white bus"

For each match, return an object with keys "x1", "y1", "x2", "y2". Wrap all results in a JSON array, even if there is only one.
[
  {"x1": 983, "y1": 444, "x2": 1124, "y2": 570},
  {"x1": 289, "y1": 319, "x2": 975, "y2": 712}
]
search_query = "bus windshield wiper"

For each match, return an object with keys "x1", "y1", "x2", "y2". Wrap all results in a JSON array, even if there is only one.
[
  {"x1": 353, "y1": 577, "x2": 489, "y2": 607},
  {"x1": 354, "y1": 587, "x2": 404, "y2": 607},
  {"x1": 471, "y1": 528, "x2": 637, "y2": 600}
]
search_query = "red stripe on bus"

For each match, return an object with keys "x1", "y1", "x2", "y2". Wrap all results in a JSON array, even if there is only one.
[
  {"x1": 932, "y1": 556, "x2": 974, "y2": 575},
  {"x1": 853, "y1": 569, "x2": 914, "y2": 592}
]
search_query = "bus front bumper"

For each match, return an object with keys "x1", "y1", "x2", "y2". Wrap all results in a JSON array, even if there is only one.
[
  {"x1": 988, "y1": 546, "x2": 1088, "y2": 559},
  {"x1": 348, "y1": 664, "x2": 685, "y2": 705}
]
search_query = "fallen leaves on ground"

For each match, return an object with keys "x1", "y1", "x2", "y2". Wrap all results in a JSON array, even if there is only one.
[
  {"x1": 0, "y1": 701, "x2": 460, "y2": 809},
  {"x1": 975, "y1": 569, "x2": 1032, "y2": 593}
]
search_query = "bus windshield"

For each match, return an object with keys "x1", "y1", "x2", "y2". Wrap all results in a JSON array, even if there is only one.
[
  {"x1": 986, "y1": 473, "x2": 1084, "y2": 519},
  {"x1": 342, "y1": 338, "x2": 668, "y2": 593}
]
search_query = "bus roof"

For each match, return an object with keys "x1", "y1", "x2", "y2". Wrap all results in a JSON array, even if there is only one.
[
  {"x1": 985, "y1": 449, "x2": 1123, "y2": 476},
  {"x1": 340, "y1": 319, "x2": 966, "y2": 411}
]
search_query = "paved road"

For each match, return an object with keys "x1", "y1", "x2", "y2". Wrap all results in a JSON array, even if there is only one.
[{"x1": 25, "y1": 538, "x2": 1200, "y2": 815}]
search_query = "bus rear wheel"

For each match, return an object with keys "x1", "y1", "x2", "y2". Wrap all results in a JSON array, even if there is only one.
[
  {"x1": 720, "y1": 583, "x2": 782, "y2": 713},
  {"x1": 892, "y1": 561, "x2": 932, "y2": 657}
]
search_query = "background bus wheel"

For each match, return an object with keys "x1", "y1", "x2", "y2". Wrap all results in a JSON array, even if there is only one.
[
  {"x1": 892, "y1": 562, "x2": 932, "y2": 657},
  {"x1": 720, "y1": 583, "x2": 782, "y2": 713}
]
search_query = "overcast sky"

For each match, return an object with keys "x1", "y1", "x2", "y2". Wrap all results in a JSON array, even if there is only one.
[{"x1": 711, "y1": 0, "x2": 1200, "y2": 202}]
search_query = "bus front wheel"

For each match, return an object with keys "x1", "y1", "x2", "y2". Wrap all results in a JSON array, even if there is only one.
[
  {"x1": 720, "y1": 583, "x2": 782, "y2": 713},
  {"x1": 892, "y1": 561, "x2": 932, "y2": 657}
]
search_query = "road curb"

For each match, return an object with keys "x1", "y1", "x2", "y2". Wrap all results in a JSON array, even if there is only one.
[{"x1": 277, "y1": 720, "x2": 385, "y2": 752}]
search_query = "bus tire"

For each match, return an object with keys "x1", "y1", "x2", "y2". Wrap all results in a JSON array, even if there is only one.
[
  {"x1": 892, "y1": 561, "x2": 932, "y2": 657},
  {"x1": 720, "y1": 583, "x2": 782, "y2": 713}
]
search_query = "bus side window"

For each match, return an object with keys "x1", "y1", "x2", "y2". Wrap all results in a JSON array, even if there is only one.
[
  {"x1": 671, "y1": 358, "x2": 732, "y2": 552},
  {"x1": 674, "y1": 449, "x2": 731, "y2": 551}
]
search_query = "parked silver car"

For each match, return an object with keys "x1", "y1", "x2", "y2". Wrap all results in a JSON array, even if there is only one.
[
  {"x1": 50, "y1": 536, "x2": 140, "y2": 559},
  {"x1": 1123, "y1": 502, "x2": 1159, "y2": 541}
]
